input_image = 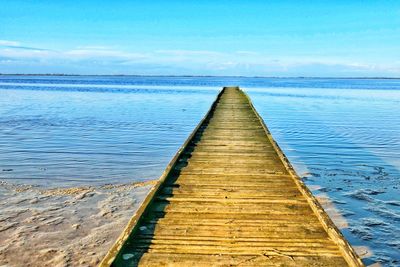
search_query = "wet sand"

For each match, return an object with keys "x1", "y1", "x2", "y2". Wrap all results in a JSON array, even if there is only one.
[{"x1": 0, "y1": 180, "x2": 155, "y2": 267}]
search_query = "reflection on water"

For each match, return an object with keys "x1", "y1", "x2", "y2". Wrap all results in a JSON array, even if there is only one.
[{"x1": 0, "y1": 75, "x2": 399, "y2": 266}]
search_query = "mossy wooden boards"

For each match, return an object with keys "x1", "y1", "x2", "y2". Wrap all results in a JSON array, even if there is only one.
[{"x1": 100, "y1": 87, "x2": 364, "y2": 267}]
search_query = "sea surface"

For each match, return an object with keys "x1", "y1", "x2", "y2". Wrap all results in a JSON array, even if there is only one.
[{"x1": 0, "y1": 75, "x2": 399, "y2": 266}]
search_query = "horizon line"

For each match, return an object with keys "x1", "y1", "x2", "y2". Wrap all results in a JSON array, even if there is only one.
[{"x1": 1, "y1": 73, "x2": 400, "y2": 80}]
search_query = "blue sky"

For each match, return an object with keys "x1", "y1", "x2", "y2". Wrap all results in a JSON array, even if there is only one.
[{"x1": 1, "y1": 1, "x2": 399, "y2": 76}]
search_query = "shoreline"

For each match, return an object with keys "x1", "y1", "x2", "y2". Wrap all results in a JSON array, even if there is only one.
[{"x1": 0, "y1": 180, "x2": 155, "y2": 267}]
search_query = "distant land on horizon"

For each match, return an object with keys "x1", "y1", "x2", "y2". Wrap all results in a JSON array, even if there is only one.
[{"x1": 1, "y1": 73, "x2": 399, "y2": 80}]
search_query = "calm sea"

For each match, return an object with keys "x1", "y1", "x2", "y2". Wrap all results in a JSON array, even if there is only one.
[{"x1": 0, "y1": 76, "x2": 399, "y2": 266}]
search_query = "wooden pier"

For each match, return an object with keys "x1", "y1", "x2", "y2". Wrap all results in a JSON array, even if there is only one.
[{"x1": 101, "y1": 87, "x2": 363, "y2": 266}]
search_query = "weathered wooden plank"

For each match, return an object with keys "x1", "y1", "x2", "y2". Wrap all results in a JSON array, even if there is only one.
[{"x1": 134, "y1": 253, "x2": 349, "y2": 266}]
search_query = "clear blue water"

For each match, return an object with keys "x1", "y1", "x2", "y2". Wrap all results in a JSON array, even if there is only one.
[{"x1": 0, "y1": 75, "x2": 399, "y2": 266}]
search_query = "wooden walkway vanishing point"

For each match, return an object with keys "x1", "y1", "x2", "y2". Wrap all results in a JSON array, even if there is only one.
[{"x1": 101, "y1": 87, "x2": 364, "y2": 266}]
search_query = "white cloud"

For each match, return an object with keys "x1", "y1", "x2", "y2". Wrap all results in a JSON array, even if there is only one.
[
  {"x1": 0, "y1": 40, "x2": 399, "y2": 76},
  {"x1": 65, "y1": 48, "x2": 148, "y2": 60},
  {"x1": 0, "y1": 43, "x2": 149, "y2": 63},
  {"x1": 235, "y1": 51, "x2": 259, "y2": 56},
  {"x1": 0, "y1": 48, "x2": 53, "y2": 59},
  {"x1": 75, "y1": 45, "x2": 112, "y2": 50},
  {"x1": 0, "y1": 40, "x2": 21, "y2": 46},
  {"x1": 155, "y1": 50, "x2": 222, "y2": 56}
]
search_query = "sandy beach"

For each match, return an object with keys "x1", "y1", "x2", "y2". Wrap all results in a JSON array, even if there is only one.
[{"x1": 0, "y1": 180, "x2": 155, "y2": 267}]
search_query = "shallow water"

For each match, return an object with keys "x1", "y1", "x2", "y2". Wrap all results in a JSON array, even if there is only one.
[
  {"x1": 0, "y1": 75, "x2": 399, "y2": 266},
  {"x1": 247, "y1": 87, "x2": 400, "y2": 266},
  {"x1": 0, "y1": 78, "x2": 219, "y2": 186}
]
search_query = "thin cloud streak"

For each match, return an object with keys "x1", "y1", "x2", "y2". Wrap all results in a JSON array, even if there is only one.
[
  {"x1": 0, "y1": 40, "x2": 54, "y2": 52},
  {"x1": 0, "y1": 41, "x2": 399, "y2": 77},
  {"x1": 0, "y1": 40, "x2": 21, "y2": 46}
]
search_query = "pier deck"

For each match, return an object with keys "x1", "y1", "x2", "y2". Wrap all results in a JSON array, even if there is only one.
[{"x1": 101, "y1": 87, "x2": 363, "y2": 266}]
